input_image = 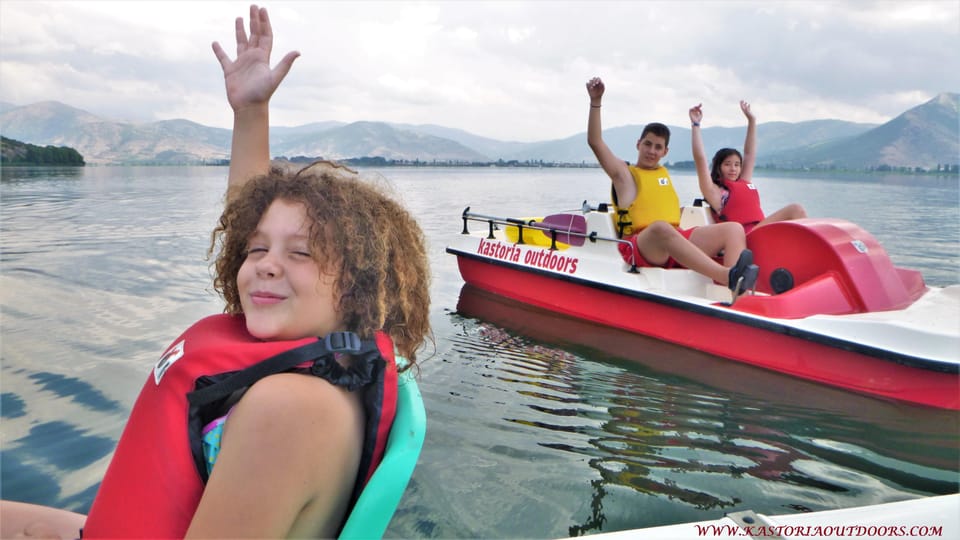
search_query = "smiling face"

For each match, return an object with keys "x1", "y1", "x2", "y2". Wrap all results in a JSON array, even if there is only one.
[
  {"x1": 211, "y1": 164, "x2": 431, "y2": 361},
  {"x1": 719, "y1": 154, "x2": 742, "y2": 181},
  {"x1": 710, "y1": 148, "x2": 744, "y2": 184},
  {"x1": 635, "y1": 133, "x2": 669, "y2": 169},
  {"x1": 237, "y1": 199, "x2": 342, "y2": 341}
]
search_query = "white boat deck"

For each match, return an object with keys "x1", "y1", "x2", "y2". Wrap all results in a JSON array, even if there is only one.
[{"x1": 570, "y1": 493, "x2": 960, "y2": 540}]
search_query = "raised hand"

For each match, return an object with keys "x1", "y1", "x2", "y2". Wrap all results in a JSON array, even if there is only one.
[
  {"x1": 586, "y1": 77, "x2": 605, "y2": 101},
  {"x1": 212, "y1": 4, "x2": 300, "y2": 113},
  {"x1": 689, "y1": 103, "x2": 703, "y2": 126},
  {"x1": 740, "y1": 100, "x2": 755, "y2": 122}
]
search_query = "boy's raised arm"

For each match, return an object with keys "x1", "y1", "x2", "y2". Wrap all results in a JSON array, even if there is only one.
[
  {"x1": 586, "y1": 77, "x2": 631, "y2": 192},
  {"x1": 212, "y1": 4, "x2": 299, "y2": 202},
  {"x1": 690, "y1": 104, "x2": 722, "y2": 209}
]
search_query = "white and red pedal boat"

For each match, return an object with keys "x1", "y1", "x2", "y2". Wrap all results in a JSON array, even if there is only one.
[{"x1": 446, "y1": 201, "x2": 960, "y2": 409}]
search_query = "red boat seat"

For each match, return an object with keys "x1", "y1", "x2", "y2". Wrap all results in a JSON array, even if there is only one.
[{"x1": 735, "y1": 219, "x2": 926, "y2": 318}]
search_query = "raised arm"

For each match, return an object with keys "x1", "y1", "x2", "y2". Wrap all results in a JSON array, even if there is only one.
[
  {"x1": 740, "y1": 100, "x2": 757, "y2": 181},
  {"x1": 689, "y1": 104, "x2": 722, "y2": 210},
  {"x1": 212, "y1": 4, "x2": 299, "y2": 202},
  {"x1": 586, "y1": 77, "x2": 632, "y2": 198}
]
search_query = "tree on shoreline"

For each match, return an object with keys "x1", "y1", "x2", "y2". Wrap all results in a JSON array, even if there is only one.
[{"x1": 0, "y1": 136, "x2": 85, "y2": 166}]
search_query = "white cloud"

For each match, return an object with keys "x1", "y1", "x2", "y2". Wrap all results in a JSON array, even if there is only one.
[{"x1": 1, "y1": 0, "x2": 957, "y2": 141}]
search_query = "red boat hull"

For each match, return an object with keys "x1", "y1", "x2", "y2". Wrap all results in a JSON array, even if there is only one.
[{"x1": 454, "y1": 253, "x2": 960, "y2": 410}]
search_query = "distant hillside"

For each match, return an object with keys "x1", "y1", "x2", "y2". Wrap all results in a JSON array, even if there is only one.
[
  {"x1": 0, "y1": 93, "x2": 956, "y2": 170},
  {"x1": 762, "y1": 93, "x2": 960, "y2": 170},
  {"x1": 0, "y1": 101, "x2": 230, "y2": 165},
  {"x1": 491, "y1": 119, "x2": 880, "y2": 166},
  {"x1": 272, "y1": 121, "x2": 345, "y2": 147},
  {"x1": 274, "y1": 121, "x2": 488, "y2": 162},
  {"x1": 388, "y1": 122, "x2": 541, "y2": 160}
]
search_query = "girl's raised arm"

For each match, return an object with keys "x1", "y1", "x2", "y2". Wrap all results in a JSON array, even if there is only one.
[
  {"x1": 740, "y1": 100, "x2": 757, "y2": 182},
  {"x1": 212, "y1": 4, "x2": 299, "y2": 202}
]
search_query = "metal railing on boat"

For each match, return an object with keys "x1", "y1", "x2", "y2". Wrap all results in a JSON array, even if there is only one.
[{"x1": 459, "y1": 205, "x2": 641, "y2": 272}]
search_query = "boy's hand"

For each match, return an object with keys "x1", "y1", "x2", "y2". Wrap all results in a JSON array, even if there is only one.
[{"x1": 586, "y1": 77, "x2": 605, "y2": 101}]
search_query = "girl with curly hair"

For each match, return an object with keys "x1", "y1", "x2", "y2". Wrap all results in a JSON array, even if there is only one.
[{"x1": 2, "y1": 5, "x2": 430, "y2": 538}]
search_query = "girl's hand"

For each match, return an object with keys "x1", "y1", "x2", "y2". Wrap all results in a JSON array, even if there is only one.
[
  {"x1": 740, "y1": 100, "x2": 755, "y2": 122},
  {"x1": 212, "y1": 5, "x2": 300, "y2": 113},
  {"x1": 689, "y1": 104, "x2": 703, "y2": 125}
]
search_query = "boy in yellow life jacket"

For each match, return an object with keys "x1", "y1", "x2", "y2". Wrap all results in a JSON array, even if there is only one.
[{"x1": 586, "y1": 76, "x2": 757, "y2": 296}]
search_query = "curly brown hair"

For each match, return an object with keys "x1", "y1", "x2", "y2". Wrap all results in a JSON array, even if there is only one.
[{"x1": 209, "y1": 161, "x2": 431, "y2": 366}]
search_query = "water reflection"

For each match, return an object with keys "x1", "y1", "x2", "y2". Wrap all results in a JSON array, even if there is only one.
[
  {"x1": 1, "y1": 166, "x2": 85, "y2": 182},
  {"x1": 453, "y1": 284, "x2": 959, "y2": 535}
]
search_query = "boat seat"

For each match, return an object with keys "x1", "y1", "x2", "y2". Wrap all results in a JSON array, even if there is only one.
[
  {"x1": 588, "y1": 210, "x2": 618, "y2": 238},
  {"x1": 577, "y1": 210, "x2": 622, "y2": 257},
  {"x1": 679, "y1": 199, "x2": 716, "y2": 229},
  {"x1": 736, "y1": 219, "x2": 926, "y2": 316},
  {"x1": 598, "y1": 198, "x2": 715, "y2": 233},
  {"x1": 641, "y1": 266, "x2": 719, "y2": 297},
  {"x1": 338, "y1": 369, "x2": 427, "y2": 539}
]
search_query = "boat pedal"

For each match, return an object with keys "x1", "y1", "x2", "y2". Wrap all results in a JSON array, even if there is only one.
[
  {"x1": 725, "y1": 509, "x2": 784, "y2": 539},
  {"x1": 721, "y1": 276, "x2": 751, "y2": 307}
]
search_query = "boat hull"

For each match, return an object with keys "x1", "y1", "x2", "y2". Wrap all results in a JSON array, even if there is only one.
[
  {"x1": 574, "y1": 493, "x2": 959, "y2": 540},
  {"x1": 451, "y1": 250, "x2": 960, "y2": 410}
]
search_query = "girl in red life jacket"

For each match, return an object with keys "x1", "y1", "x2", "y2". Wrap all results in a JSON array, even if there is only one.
[
  {"x1": 690, "y1": 102, "x2": 807, "y2": 234},
  {"x1": 1, "y1": 5, "x2": 431, "y2": 539}
]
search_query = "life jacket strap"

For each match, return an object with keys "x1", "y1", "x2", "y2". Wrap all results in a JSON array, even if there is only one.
[
  {"x1": 185, "y1": 332, "x2": 383, "y2": 484},
  {"x1": 187, "y1": 333, "x2": 364, "y2": 409}
]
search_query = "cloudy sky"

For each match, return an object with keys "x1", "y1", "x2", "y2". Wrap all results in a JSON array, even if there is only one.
[{"x1": 1, "y1": 1, "x2": 957, "y2": 142}]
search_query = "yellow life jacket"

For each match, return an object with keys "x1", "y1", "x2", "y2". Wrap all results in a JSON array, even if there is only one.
[{"x1": 612, "y1": 164, "x2": 680, "y2": 237}]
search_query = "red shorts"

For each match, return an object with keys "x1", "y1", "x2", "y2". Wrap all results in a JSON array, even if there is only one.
[{"x1": 617, "y1": 226, "x2": 695, "y2": 268}]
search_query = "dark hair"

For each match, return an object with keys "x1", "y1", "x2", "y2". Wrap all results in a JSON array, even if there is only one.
[
  {"x1": 640, "y1": 122, "x2": 671, "y2": 147},
  {"x1": 710, "y1": 148, "x2": 742, "y2": 187},
  {"x1": 209, "y1": 161, "x2": 432, "y2": 365}
]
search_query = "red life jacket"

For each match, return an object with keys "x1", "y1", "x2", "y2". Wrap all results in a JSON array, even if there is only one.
[
  {"x1": 83, "y1": 314, "x2": 397, "y2": 539},
  {"x1": 714, "y1": 179, "x2": 765, "y2": 229}
]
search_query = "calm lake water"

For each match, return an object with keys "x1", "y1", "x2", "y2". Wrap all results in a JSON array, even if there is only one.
[{"x1": 1, "y1": 165, "x2": 958, "y2": 538}]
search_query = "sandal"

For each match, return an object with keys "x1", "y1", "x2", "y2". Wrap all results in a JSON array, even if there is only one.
[{"x1": 728, "y1": 249, "x2": 759, "y2": 296}]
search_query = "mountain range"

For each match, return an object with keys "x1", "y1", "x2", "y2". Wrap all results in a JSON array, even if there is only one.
[{"x1": 0, "y1": 93, "x2": 957, "y2": 170}]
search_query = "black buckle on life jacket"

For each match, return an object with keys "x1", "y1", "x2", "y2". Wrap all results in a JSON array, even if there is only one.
[
  {"x1": 324, "y1": 331, "x2": 362, "y2": 354},
  {"x1": 616, "y1": 209, "x2": 631, "y2": 239}
]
